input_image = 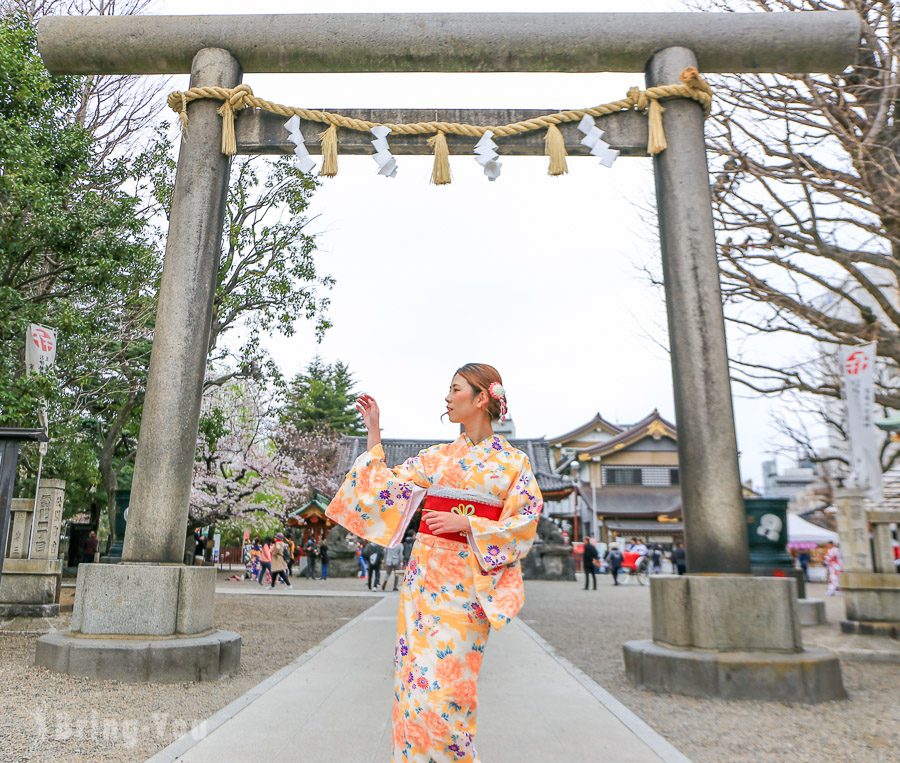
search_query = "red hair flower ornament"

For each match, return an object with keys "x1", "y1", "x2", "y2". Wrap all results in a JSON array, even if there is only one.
[{"x1": 488, "y1": 382, "x2": 509, "y2": 421}]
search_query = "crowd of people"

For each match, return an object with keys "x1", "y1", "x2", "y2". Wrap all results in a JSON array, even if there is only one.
[
  {"x1": 202, "y1": 525, "x2": 853, "y2": 597},
  {"x1": 238, "y1": 534, "x2": 325, "y2": 585},
  {"x1": 580, "y1": 536, "x2": 688, "y2": 589},
  {"x1": 229, "y1": 530, "x2": 416, "y2": 590},
  {"x1": 358, "y1": 532, "x2": 415, "y2": 591}
]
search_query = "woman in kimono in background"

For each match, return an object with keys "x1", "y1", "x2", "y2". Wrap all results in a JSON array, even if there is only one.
[{"x1": 326, "y1": 363, "x2": 543, "y2": 762}]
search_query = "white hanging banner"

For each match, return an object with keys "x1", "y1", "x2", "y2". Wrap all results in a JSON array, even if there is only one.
[
  {"x1": 839, "y1": 342, "x2": 882, "y2": 501},
  {"x1": 25, "y1": 324, "x2": 57, "y2": 375}
]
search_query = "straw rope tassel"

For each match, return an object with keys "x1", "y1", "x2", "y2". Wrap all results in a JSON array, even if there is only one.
[
  {"x1": 544, "y1": 123, "x2": 568, "y2": 176},
  {"x1": 216, "y1": 99, "x2": 237, "y2": 156},
  {"x1": 318, "y1": 124, "x2": 339, "y2": 177},
  {"x1": 646, "y1": 99, "x2": 667, "y2": 156},
  {"x1": 178, "y1": 92, "x2": 189, "y2": 136},
  {"x1": 428, "y1": 131, "x2": 452, "y2": 185}
]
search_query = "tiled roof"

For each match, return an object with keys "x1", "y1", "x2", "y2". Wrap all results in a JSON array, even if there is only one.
[
  {"x1": 604, "y1": 519, "x2": 684, "y2": 533},
  {"x1": 547, "y1": 412, "x2": 623, "y2": 444},
  {"x1": 586, "y1": 484, "x2": 683, "y2": 517},
  {"x1": 578, "y1": 409, "x2": 677, "y2": 458},
  {"x1": 335, "y1": 435, "x2": 573, "y2": 496}
]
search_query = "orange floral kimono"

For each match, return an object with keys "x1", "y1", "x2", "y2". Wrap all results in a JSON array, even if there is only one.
[{"x1": 326, "y1": 432, "x2": 543, "y2": 762}]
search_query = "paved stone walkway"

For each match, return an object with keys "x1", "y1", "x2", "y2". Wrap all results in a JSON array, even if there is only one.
[{"x1": 148, "y1": 594, "x2": 689, "y2": 763}]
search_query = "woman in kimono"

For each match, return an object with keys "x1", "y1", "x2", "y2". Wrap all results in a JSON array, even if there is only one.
[{"x1": 326, "y1": 363, "x2": 543, "y2": 762}]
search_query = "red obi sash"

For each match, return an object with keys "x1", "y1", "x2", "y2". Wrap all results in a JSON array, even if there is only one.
[{"x1": 419, "y1": 495, "x2": 504, "y2": 544}]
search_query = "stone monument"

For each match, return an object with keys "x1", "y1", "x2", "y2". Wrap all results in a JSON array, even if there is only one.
[
  {"x1": 522, "y1": 516, "x2": 576, "y2": 581},
  {"x1": 835, "y1": 488, "x2": 900, "y2": 638},
  {"x1": 0, "y1": 481, "x2": 65, "y2": 617}
]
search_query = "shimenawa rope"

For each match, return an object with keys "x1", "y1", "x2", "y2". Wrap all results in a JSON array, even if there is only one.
[{"x1": 167, "y1": 68, "x2": 712, "y2": 185}]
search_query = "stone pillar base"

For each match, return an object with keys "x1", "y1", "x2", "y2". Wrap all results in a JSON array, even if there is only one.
[
  {"x1": 34, "y1": 562, "x2": 240, "y2": 682},
  {"x1": 840, "y1": 619, "x2": 899, "y2": 639},
  {"x1": 522, "y1": 544, "x2": 576, "y2": 581},
  {"x1": 842, "y1": 571, "x2": 900, "y2": 639},
  {"x1": 623, "y1": 640, "x2": 845, "y2": 702},
  {"x1": 0, "y1": 558, "x2": 62, "y2": 616},
  {"x1": 35, "y1": 629, "x2": 241, "y2": 683},
  {"x1": 798, "y1": 598, "x2": 827, "y2": 626},
  {"x1": 0, "y1": 602, "x2": 59, "y2": 617},
  {"x1": 624, "y1": 575, "x2": 845, "y2": 703}
]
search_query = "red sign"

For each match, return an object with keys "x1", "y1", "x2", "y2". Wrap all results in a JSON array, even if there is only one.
[
  {"x1": 844, "y1": 349, "x2": 869, "y2": 376},
  {"x1": 31, "y1": 326, "x2": 55, "y2": 353}
]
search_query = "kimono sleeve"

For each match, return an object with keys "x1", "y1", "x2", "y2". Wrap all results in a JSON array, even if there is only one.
[
  {"x1": 325, "y1": 443, "x2": 431, "y2": 548},
  {"x1": 467, "y1": 456, "x2": 543, "y2": 571}
]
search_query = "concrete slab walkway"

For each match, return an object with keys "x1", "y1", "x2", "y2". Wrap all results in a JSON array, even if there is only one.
[{"x1": 148, "y1": 596, "x2": 690, "y2": 763}]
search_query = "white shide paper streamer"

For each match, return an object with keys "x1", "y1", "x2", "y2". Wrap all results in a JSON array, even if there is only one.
[
  {"x1": 577, "y1": 115, "x2": 619, "y2": 168},
  {"x1": 474, "y1": 130, "x2": 502, "y2": 181},
  {"x1": 370, "y1": 125, "x2": 398, "y2": 178},
  {"x1": 284, "y1": 115, "x2": 316, "y2": 174}
]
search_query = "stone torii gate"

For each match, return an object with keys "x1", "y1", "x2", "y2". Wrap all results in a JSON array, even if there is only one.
[{"x1": 36, "y1": 12, "x2": 855, "y2": 699}]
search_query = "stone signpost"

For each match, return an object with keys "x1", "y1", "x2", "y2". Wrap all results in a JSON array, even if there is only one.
[
  {"x1": 34, "y1": 12, "x2": 857, "y2": 696},
  {"x1": 835, "y1": 488, "x2": 900, "y2": 638},
  {"x1": 0, "y1": 437, "x2": 64, "y2": 617}
]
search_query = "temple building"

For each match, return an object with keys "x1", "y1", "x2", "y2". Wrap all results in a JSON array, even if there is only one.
[{"x1": 547, "y1": 410, "x2": 684, "y2": 547}]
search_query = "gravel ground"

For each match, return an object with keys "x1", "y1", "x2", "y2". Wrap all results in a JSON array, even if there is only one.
[
  {"x1": 0, "y1": 583, "x2": 376, "y2": 763},
  {"x1": 520, "y1": 577, "x2": 900, "y2": 763},
  {"x1": 3, "y1": 570, "x2": 897, "y2": 763}
]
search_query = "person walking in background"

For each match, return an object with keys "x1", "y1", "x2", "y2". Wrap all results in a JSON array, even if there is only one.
[
  {"x1": 242, "y1": 539, "x2": 253, "y2": 579},
  {"x1": 257, "y1": 536, "x2": 273, "y2": 585},
  {"x1": 798, "y1": 550, "x2": 810, "y2": 582},
  {"x1": 193, "y1": 528, "x2": 207, "y2": 566},
  {"x1": 671, "y1": 542, "x2": 687, "y2": 576},
  {"x1": 650, "y1": 544, "x2": 662, "y2": 574},
  {"x1": 606, "y1": 544, "x2": 624, "y2": 585},
  {"x1": 82, "y1": 531, "x2": 98, "y2": 565},
  {"x1": 824, "y1": 541, "x2": 842, "y2": 596},
  {"x1": 319, "y1": 539, "x2": 329, "y2": 581},
  {"x1": 285, "y1": 536, "x2": 296, "y2": 577},
  {"x1": 270, "y1": 533, "x2": 292, "y2": 588},
  {"x1": 364, "y1": 540, "x2": 384, "y2": 590},
  {"x1": 582, "y1": 536, "x2": 599, "y2": 590},
  {"x1": 382, "y1": 542, "x2": 404, "y2": 591},
  {"x1": 250, "y1": 538, "x2": 262, "y2": 580},
  {"x1": 305, "y1": 537, "x2": 319, "y2": 579},
  {"x1": 402, "y1": 531, "x2": 415, "y2": 567},
  {"x1": 357, "y1": 539, "x2": 368, "y2": 579}
]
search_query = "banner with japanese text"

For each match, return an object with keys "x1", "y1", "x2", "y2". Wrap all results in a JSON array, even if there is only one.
[{"x1": 839, "y1": 342, "x2": 883, "y2": 502}]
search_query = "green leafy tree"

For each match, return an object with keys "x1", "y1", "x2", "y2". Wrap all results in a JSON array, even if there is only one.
[
  {"x1": 281, "y1": 356, "x2": 365, "y2": 435},
  {"x1": 1, "y1": 10, "x2": 334, "y2": 547},
  {"x1": 0, "y1": 12, "x2": 162, "y2": 525}
]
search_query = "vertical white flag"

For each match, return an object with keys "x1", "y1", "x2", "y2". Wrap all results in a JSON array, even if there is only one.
[
  {"x1": 839, "y1": 342, "x2": 883, "y2": 502},
  {"x1": 25, "y1": 324, "x2": 57, "y2": 375}
]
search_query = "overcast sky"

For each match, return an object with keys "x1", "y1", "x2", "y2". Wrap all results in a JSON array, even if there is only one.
[{"x1": 150, "y1": 0, "x2": 803, "y2": 488}]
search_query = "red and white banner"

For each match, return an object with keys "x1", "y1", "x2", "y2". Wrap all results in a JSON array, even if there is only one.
[
  {"x1": 839, "y1": 342, "x2": 883, "y2": 502},
  {"x1": 25, "y1": 324, "x2": 57, "y2": 375}
]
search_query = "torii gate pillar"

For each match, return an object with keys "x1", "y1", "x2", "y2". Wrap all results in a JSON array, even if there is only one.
[
  {"x1": 622, "y1": 46, "x2": 843, "y2": 702},
  {"x1": 36, "y1": 48, "x2": 244, "y2": 683}
]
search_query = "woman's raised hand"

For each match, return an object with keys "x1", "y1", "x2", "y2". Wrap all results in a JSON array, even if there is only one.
[{"x1": 356, "y1": 394, "x2": 381, "y2": 433}]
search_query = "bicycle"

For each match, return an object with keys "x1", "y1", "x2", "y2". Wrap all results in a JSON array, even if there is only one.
[{"x1": 634, "y1": 555, "x2": 650, "y2": 586}]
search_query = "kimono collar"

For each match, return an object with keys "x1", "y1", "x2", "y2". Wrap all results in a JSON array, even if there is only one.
[{"x1": 460, "y1": 431, "x2": 508, "y2": 456}]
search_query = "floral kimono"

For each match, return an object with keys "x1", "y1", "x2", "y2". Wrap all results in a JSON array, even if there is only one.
[{"x1": 326, "y1": 432, "x2": 543, "y2": 762}]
